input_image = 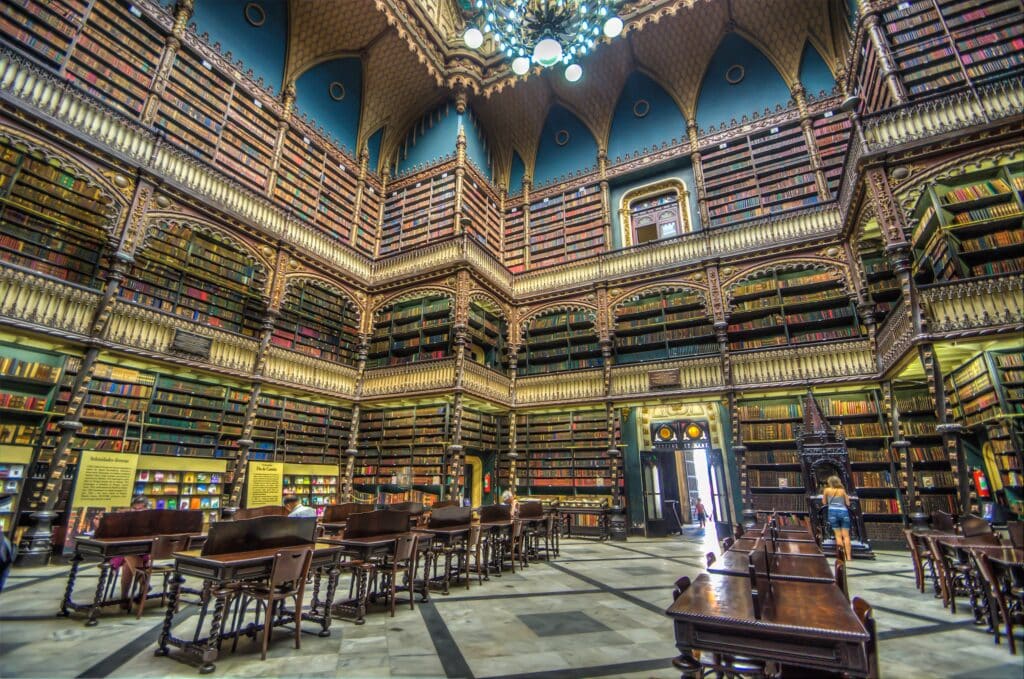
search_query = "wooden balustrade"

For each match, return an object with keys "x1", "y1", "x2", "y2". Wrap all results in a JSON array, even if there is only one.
[
  {"x1": 0, "y1": 268, "x2": 99, "y2": 336},
  {"x1": 461, "y1": 360, "x2": 512, "y2": 404},
  {"x1": 876, "y1": 297, "x2": 914, "y2": 374},
  {"x1": 514, "y1": 369, "x2": 604, "y2": 405},
  {"x1": 921, "y1": 278, "x2": 1024, "y2": 335},
  {"x1": 732, "y1": 340, "x2": 875, "y2": 387},
  {"x1": 361, "y1": 358, "x2": 457, "y2": 397},
  {"x1": 262, "y1": 348, "x2": 359, "y2": 396},
  {"x1": 609, "y1": 356, "x2": 724, "y2": 397}
]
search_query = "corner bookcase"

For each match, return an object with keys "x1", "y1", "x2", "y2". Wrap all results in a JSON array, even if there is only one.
[
  {"x1": 514, "y1": 410, "x2": 620, "y2": 498},
  {"x1": 727, "y1": 267, "x2": 861, "y2": 352},
  {"x1": 368, "y1": 295, "x2": 453, "y2": 369},
  {"x1": 909, "y1": 159, "x2": 1024, "y2": 283},
  {"x1": 121, "y1": 221, "x2": 269, "y2": 338},
  {"x1": 892, "y1": 386, "x2": 955, "y2": 516},
  {"x1": 467, "y1": 301, "x2": 508, "y2": 371},
  {"x1": 249, "y1": 392, "x2": 352, "y2": 464},
  {"x1": 613, "y1": 288, "x2": 717, "y2": 364},
  {"x1": 356, "y1": 405, "x2": 450, "y2": 505},
  {"x1": 272, "y1": 279, "x2": 361, "y2": 365},
  {"x1": 503, "y1": 201, "x2": 526, "y2": 273},
  {"x1": 380, "y1": 171, "x2": 457, "y2": 256},
  {"x1": 518, "y1": 310, "x2": 601, "y2": 376},
  {"x1": 0, "y1": 140, "x2": 112, "y2": 288},
  {"x1": 858, "y1": 237, "x2": 902, "y2": 327},
  {"x1": 526, "y1": 184, "x2": 605, "y2": 270}
]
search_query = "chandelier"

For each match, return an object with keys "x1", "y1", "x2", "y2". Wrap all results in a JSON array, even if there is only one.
[{"x1": 462, "y1": 0, "x2": 625, "y2": 82}]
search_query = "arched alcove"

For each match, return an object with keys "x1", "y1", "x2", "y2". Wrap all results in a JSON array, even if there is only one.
[
  {"x1": 294, "y1": 57, "x2": 363, "y2": 153},
  {"x1": 607, "y1": 72, "x2": 687, "y2": 163},
  {"x1": 533, "y1": 106, "x2": 598, "y2": 186},
  {"x1": 695, "y1": 33, "x2": 792, "y2": 131}
]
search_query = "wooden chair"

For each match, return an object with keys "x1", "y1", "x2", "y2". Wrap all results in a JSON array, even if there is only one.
[
  {"x1": 721, "y1": 536, "x2": 735, "y2": 551},
  {"x1": 937, "y1": 540, "x2": 975, "y2": 614},
  {"x1": 239, "y1": 546, "x2": 314, "y2": 660},
  {"x1": 132, "y1": 533, "x2": 191, "y2": 618},
  {"x1": 903, "y1": 528, "x2": 927, "y2": 593},
  {"x1": 930, "y1": 510, "x2": 956, "y2": 532},
  {"x1": 1008, "y1": 521, "x2": 1024, "y2": 549},
  {"x1": 382, "y1": 534, "x2": 419, "y2": 616},
  {"x1": 430, "y1": 500, "x2": 460, "y2": 510},
  {"x1": 835, "y1": 558, "x2": 849, "y2": 601},
  {"x1": 461, "y1": 524, "x2": 484, "y2": 589},
  {"x1": 979, "y1": 554, "x2": 1024, "y2": 654},
  {"x1": 960, "y1": 513, "x2": 995, "y2": 539},
  {"x1": 705, "y1": 551, "x2": 716, "y2": 568},
  {"x1": 911, "y1": 532, "x2": 941, "y2": 597}
]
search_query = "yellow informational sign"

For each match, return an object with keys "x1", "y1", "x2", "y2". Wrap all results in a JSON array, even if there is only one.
[
  {"x1": 246, "y1": 461, "x2": 284, "y2": 508},
  {"x1": 64, "y1": 451, "x2": 140, "y2": 549}
]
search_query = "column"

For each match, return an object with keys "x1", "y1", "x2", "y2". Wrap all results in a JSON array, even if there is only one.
[
  {"x1": 687, "y1": 122, "x2": 710, "y2": 228},
  {"x1": 265, "y1": 81, "x2": 296, "y2": 201},
  {"x1": 728, "y1": 392, "x2": 756, "y2": 527},
  {"x1": 521, "y1": 178, "x2": 532, "y2": 270},
  {"x1": 140, "y1": 0, "x2": 194, "y2": 125},
  {"x1": 342, "y1": 333, "x2": 371, "y2": 501},
  {"x1": 919, "y1": 343, "x2": 969, "y2": 515},
  {"x1": 882, "y1": 380, "x2": 915, "y2": 523},
  {"x1": 862, "y1": 9, "x2": 909, "y2": 105},
  {"x1": 350, "y1": 149, "x2": 369, "y2": 250},
  {"x1": 507, "y1": 343, "x2": 520, "y2": 500},
  {"x1": 792, "y1": 84, "x2": 832, "y2": 201},
  {"x1": 598, "y1": 149, "x2": 613, "y2": 249},
  {"x1": 453, "y1": 126, "x2": 467, "y2": 235}
]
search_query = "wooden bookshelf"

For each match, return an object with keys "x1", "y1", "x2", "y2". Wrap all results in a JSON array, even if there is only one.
[
  {"x1": 526, "y1": 184, "x2": 604, "y2": 270},
  {"x1": 64, "y1": 0, "x2": 161, "y2": 117},
  {"x1": 727, "y1": 267, "x2": 861, "y2": 351},
  {"x1": 908, "y1": 161, "x2": 1024, "y2": 283},
  {"x1": 853, "y1": 28, "x2": 896, "y2": 114},
  {"x1": 274, "y1": 127, "x2": 324, "y2": 227},
  {"x1": 120, "y1": 221, "x2": 269, "y2": 337},
  {"x1": 1, "y1": 0, "x2": 88, "y2": 68},
  {"x1": 143, "y1": 374, "x2": 224, "y2": 457},
  {"x1": 249, "y1": 392, "x2": 352, "y2": 464},
  {"x1": 503, "y1": 200, "x2": 526, "y2": 273},
  {"x1": 272, "y1": 279, "x2": 361, "y2": 366},
  {"x1": 467, "y1": 300, "x2": 507, "y2": 371},
  {"x1": 156, "y1": 44, "x2": 231, "y2": 161},
  {"x1": 380, "y1": 171, "x2": 457, "y2": 256},
  {"x1": 515, "y1": 410, "x2": 619, "y2": 497},
  {"x1": 356, "y1": 405, "x2": 449, "y2": 504},
  {"x1": 613, "y1": 288, "x2": 717, "y2": 364},
  {"x1": 812, "y1": 110, "x2": 852, "y2": 199},
  {"x1": 518, "y1": 310, "x2": 601, "y2": 376},
  {"x1": 859, "y1": 237, "x2": 901, "y2": 326},
  {"x1": 134, "y1": 457, "x2": 227, "y2": 526},
  {"x1": 0, "y1": 142, "x2": 111, "y2": 288},
  {"x1": 461, "y1": 164, "x2": 503, "y2": 260},
  {"x1": 893, "y1": 385, "x2": 955, "y2": 517},
  {"x1": 215, "y1": 83, "x2": 277, "y2": 192},
  {"x1": 367, "y1": 295, "x2": 453, "y2": 369},
  {"x1": 356, "y1": 177, "x2": 382, "y2": 256},
  {"x1": 283, "y1": 463, "x2": 340, "y2": 516}
]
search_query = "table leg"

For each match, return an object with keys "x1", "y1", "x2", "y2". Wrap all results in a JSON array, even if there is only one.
[
  {"x1": 59, "y1": 552, "x2": 83, "y2": 617},
  {"x1": 319, "y1": 565, "x2": 340, "y2": 636},
  {"x1": 85, "y1": 561, "x2": 111, "y2": 626},
  {"x1": 310, "y1": 565, "x2": 323, "y2": 616},
  {"x1": 155, "y1": 571, "x2": 182, "y2": 657},
  {"x1": 199, "y1": 591, "x2": 226, "y2": 674},
  {"x1": 482, "y1": 535, "x2": 491, "y2": 581},
  {"x1": 419, "y1": 551, "x2": 431, "y2": 602}
]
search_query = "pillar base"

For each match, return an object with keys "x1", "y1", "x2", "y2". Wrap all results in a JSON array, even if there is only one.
[
  {"x1": 14, "y1": 510, "x2": 57, "y2": 567},
  {"x1": 608, "y1": 505, "x2": 628, "y2": 542}
]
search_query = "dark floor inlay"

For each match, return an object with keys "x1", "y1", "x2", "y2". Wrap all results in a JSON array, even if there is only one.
[{"x1": 517, "y1": 610, "x2": 611, "y2": 637}]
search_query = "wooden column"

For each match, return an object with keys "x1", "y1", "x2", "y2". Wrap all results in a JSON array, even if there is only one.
[
  {"x1": 687, "y1": 122, "x2": 710, "y2": 228},
  {"x1": 447, "y1": 273, "x2": 471, "y2": 500},
  {"x1": 507, "y1": 342, "x2": 520, "y2": 500},
  {"x1": 861, "y1": 8, "x2": 909, "y2": 105},
  {"x1": 793, "y1": 85, "x2": 832, "y2": 201},
  {"x1": 265, "y1": 81, "x2": 296, "y2": 201},
  {"x1": 521, "y1": 178, "x2": 532, "y2": 270},
  {"x1": 17, "y1": 175, "x2": 157, "y2": 564},
  {"x1": 350, "y1": 149, "x2": 369, "y2": 250},
  {"x1": 343, "y1": 332, "x2": 372, "y2": 501},
  {"x1": 598, "y1": 149, "x2": 613, "y2": 249},
  {"x1": 453, "y1": 126, "x2": 467, "y2": 235},
  {"x1": 882, "y1": 380, "x2": 913, "y2": 517},
  {"x1": 140, "y1": 0, "x2": 194, "y2": 125},
  {"x1": 728, "y1": 392, "x2": 755, "y2": 526},
  {"x1": 373, "y1": 164, "x2": 389, "y2": 259},
  {"x1": 918, "y1": 343, "x2": 969, "y2": 515}
]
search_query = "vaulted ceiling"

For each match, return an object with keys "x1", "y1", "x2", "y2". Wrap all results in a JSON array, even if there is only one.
[{"x1": 215, "y1": 0, "x2": 852, "y2": 180}]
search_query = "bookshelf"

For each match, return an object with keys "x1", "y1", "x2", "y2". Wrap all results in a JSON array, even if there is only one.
[
  {"x1": 727, "y1": 267, "x2": 861, "y2": 352},
  {"x1": 367, "y1": 295, "x2": 453, "y2": 369},
  {"x1": 214, "y1": 83, "x2": 277, "y2": 192},
  {"x1": 503, "y1": 201, "x2": 526, "y2": 273},
  {"x1": 282, "y1": 463, "x2": 340, "y2": 516},
  {"x1": 120, "y1": 221, "x2": 269, "y2": 337},
  {"x1": 0, "y1": 343, "x2": 66, "y2": 537},
  {"x1": 854, "y1": 28, "x2": 896, "y2": 115},
  {"x1": 156, "y1": 44, "x2": 232, "y2": 162},
  {"x1": 0, "y1": 142, "x2": 111, "y2": 288},
  {"x1": 272, "y1": 279, "x2": 361, "y2": 366},
  {"x1": 142, "y1": 374, "x2": 223, "y2": 457},
  {"x1": 812, "y1": 110, "x2": 852, "y2": 199},
  {"x1": 518, "y1": 310, "x2": 601, "y2": 376},
  {"x1": 527, "y1": 184, "x2": 605, "y2": 270},
  {"x1": 1, "y1": 0, "x2": 87, "y2": 68},
  {"x1": 881, "y1": 0, "x2": 1024, "y2": 100},
  {"x1": 461, "y1": 166, "x2": 503, "y2": 260},
  {"x1": 380, "y1": 171, "x2": 457, "y2": 256},
  {"x1": 467, "y1": 300, "x2": 508, "y2": 371},
  {"x1": 613, "y1": 288, "x2": 717, "y2": 364},
  {"x1": 515, "y1": 410, "x2": 620, "y2": 497},
  {"x1": 72, "y1": 362, "x2": 156, "y2": 455},
  {"x1": 892, "y1": 385, "x2": 955, "y2": 517},
  {"x1": 134, "y1": 457, "x2": 226, "y2": 526},
  {"x1": 356, "y1": 405, "x2": 449, "y2": 504},
  {"x1": 859, "y1": 237, "x2": 902, "y2": 326},
  {"x1": 64, "y1": 0, "x2": 162, "y2": 117},
  {"x1": 249, "y1": 391, "x2": 352, "y2": 464},
  {"x1": 356, "y1": 178, "x2": 382, "y2": 256},
  {"x1": 908, "y1": 161, "x2": 1024, "y2": 283},
  {"x1": 274, "y1": 127, "x2": 325, "y2": 228},
  {"x1": 700, "y1": 119, "x2": 820, "y2": 227}
]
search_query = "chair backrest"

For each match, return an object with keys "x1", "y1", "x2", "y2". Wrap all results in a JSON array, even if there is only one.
[
  {"x1": 467, "y1": 524, "x2": 482, "y2": 550},
  {"x1": 202, "y1": 516, "x2": 316, "y2": 555},
  {"x1": 320, "y1": 503, "x2": 374, "y2": 523},
  {"x1": 232, "y1": 505, "x2": 289, "y2": 521},
  {"x1": 431, "y1": 500, "x2": 460, "y2": 510},
  {"x1": 428, "y1": 506, "x2": 473, "y2": 528},
  {"x1": 479, "y1": 504, "x2": 511, "y2": 523},
  {"x1": 672, "y1": 575, "x2": 691, "y2": 600},
  {"x1": 392, "y1": 534, "x2": 418, "y2": 564},
  {"x1": 930, "y1": 510, "x2": 956, "y2": 532},
  {"x1": 389, "y1": 501, "x2": 425, "y2": 516},
  {"x1": 721, "y1": 536, "x2": 735, "y2": 551},
  {"x1": 959, "y1": 514, "x2": 993, "y2": 538},
  {"x1": 910, "y1": 531, "x2": 933, "y2": 560},
  {"x1": 1008, "y1": 521, "x2": 1024, "y2": 549},
  {"x1": 989, "y1": 556, "x2": 1024, "y2": 590},
  {"x1": 705, "y1": 551, "x2": 716, "y2": 568},
  {"x1": 150, "y1": 533, "x2": 192, "y2": 560},
  {"x1": 835, "y1": 558, "x2": 849, "y2": 600},
  {"x1": 851, "y1": 597, "x2": 878, "y2": 679},
  {"x1": 518, "y1": 501, "x2": 544, "y2": 518},
  {"x1": 94, "y1": 509, "x2": 204, "y2": 538},
  {"x1": 343, "y1": 509, "x2": 410, "y2": 538},
  {"x1": 269, "y1": 546, "x2": 314, "y2": 588}
]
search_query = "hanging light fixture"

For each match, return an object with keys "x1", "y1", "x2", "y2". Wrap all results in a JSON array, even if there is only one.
[{"x1": 462, "y1": 0, "x2": 625, "y2": 81}]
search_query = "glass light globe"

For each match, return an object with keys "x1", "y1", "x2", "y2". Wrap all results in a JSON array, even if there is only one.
[
  {"x1": 464, "y1": 27, "x2": 484, "y2": 49},
  {"x1": 565, "y1": 63, "x2": 583, "y2": 82},
  {"x1": 603, "y1": 16, "x2": 623, "y2": 38},
  {"x1": 512, "y1": 56, "x2": 531, "y2": 75},
  {"x1": 533, "y1": 38, "x2": 563, "y2": 67}
]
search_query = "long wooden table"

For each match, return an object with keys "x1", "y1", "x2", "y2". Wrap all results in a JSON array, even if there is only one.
[
  {"x1": 666, "y1": 572, "x2": 870, "y2": 677},
  {"x1": 155, "y1": 542, "x2": 344, "y2": 674},
  {"x1": 418, "y1": 524, "x2": 471, "y2": 594},
  {"x1": 709, "y1": 550, "x2": 833, "y2": 583},
  {"x1": 730, "y1": 537, "x2": 824, "y2": 556}
]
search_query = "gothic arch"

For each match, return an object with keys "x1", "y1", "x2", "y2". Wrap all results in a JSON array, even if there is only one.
[
  {"x1": 611, "y1": 282, "x2": 710, "y2": 314},
  {"x1": 722, "y1": 258, "x2": 853, "y2": 308},
  {"x1": 372, "y1": 287, "x2": 456, "y2": 319}
]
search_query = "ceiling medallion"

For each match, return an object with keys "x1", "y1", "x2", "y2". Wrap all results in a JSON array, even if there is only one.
[
  {"x1": 725, "y1": 64, "x2": 745, "y2": 85},
  {"x1": 462, "y1": 0, "x2": 625, "y2": 81},
  {"x1": 244, "y1": 3, "x2": 266, "y2": 28}
]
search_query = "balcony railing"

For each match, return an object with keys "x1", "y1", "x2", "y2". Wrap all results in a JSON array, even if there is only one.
[{"x1": 361, "y1": 358, "x2": 457, "y2": 398}]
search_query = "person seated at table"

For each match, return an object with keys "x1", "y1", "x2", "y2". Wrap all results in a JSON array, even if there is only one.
[
  {"x1": 283, "y1": 495, "x2": 317, "y2": 518},
  {"x1": 113, "y1": 495, "x2": 151, "y2": 606},
  {"x1": 823, "y1": 476, "x2": 853, "y2": 561},
  {"x1": 500, "y1": 489, "x2": 518, "y2": 516}
]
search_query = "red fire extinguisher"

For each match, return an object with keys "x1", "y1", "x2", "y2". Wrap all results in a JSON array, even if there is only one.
[
  {"x1": 973, "y1": 469, "x2": 990, "y2": 497},
  {"x1": 483, "y1": 472, "x2": 491, "y2": 494}
]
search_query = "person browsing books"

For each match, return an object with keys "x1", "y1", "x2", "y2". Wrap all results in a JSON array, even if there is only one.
[{"x1": 283, "y1": 495, "x2": 317, "y2": 518}]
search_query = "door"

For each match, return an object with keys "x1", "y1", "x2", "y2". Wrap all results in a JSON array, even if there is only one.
[
  {"x1": 641, "y1": 450, "x2": 684, "y2": 536},
  {"x1": 706, "y1": 449, "x2": 734, "y2": 543}
]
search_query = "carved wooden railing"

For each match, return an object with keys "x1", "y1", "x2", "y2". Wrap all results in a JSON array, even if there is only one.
[
  {"x1": 0, "y1": 48, "x2": 373, "y2": 281},
  {"x1": 262, "y1": 348, "x2": 359, "y2": 397},
  {"x1": 876, "y1": 296, "x2": 915, "y2": 374},
  {"x1": 514, "y1": 368, "x2": 604, "y2": 405},
  {"x1": 921, "y1": 277, "x2": 1024, "y2": 335},
  {"x1": 0, "y1": 267, "x2": 99, "y2": 337},
  {"x1": 461, "y1": 360, "x2": 512, "y2": 404},
  {"x1": 361, "y1": 358, "x2": 457, "y2": 397},
  {"x1": 609, "y1": 356, "x2": 724, "y2": 397},
  {"x1": 862, "y1": 78, "x2": 1024, "y2": 151},
  {"x1": 732, "y1": 340, "x2": 876, "y2": 387},
  {"x1": 103, "y1": 301, "x2": 258, "y2": 374}
]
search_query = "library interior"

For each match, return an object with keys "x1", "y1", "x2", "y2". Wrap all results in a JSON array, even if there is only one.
[{"x1": 0, "y1": 0, "x2": 1022, "y2": 677}]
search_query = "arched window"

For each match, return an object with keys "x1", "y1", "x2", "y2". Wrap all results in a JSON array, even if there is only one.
[{"x1": 619, "y1": 180, "x2": 692, "y2": 247}]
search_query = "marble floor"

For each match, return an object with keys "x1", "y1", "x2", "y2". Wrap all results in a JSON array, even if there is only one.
[{"x1": 1, "y1": 530, "x2": 1020, "y2": 678}]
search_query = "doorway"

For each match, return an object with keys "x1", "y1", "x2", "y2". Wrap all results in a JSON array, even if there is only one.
[{"x1": 463, "y1": 455, "x2": 483, "y2": 508}]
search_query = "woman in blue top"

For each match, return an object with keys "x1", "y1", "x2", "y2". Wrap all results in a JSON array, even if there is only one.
[{"x1": 823, "y1": 476, "x2": 852, "y2": 561}]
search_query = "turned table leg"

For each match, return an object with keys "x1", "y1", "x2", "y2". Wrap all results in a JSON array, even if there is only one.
[
  {"x1": 319, "y1": 565, "x2": 340, "y2": 637},
  {"x1": 59, "y1": 552, "x2": 83, "y2": 617},
  {"x1": 155, "y1": 571, "x2": 182, "y2": 657},
  {"x1": 85, "y1": 560, "x2": 111, "y2": 626}
]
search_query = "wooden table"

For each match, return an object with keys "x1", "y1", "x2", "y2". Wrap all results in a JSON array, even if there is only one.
[
  {"x1": 327, "y1": 533, "x2": 412, "y2": 623},
  {"x1": 730, "y1": 538, "x2": 823, "y2": 557},
  {"x1": 155, "y1": 542, "x2": 343, "y2": 674},
  {"x1": 320, "y1": 521, "x2": 347, "y2": 536},
  {"x1": 666, "y1": 573, "x2": 870, "y2": 677},
  {"x1": 479, "y1": 519, "x2": 513, "y2": 578},
  {"x1": 419, "y1": 525, "x2": 472, "y2": 593},
  {"x1": 709, "y1": 550, "x2": 833, "y2": 583}
]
